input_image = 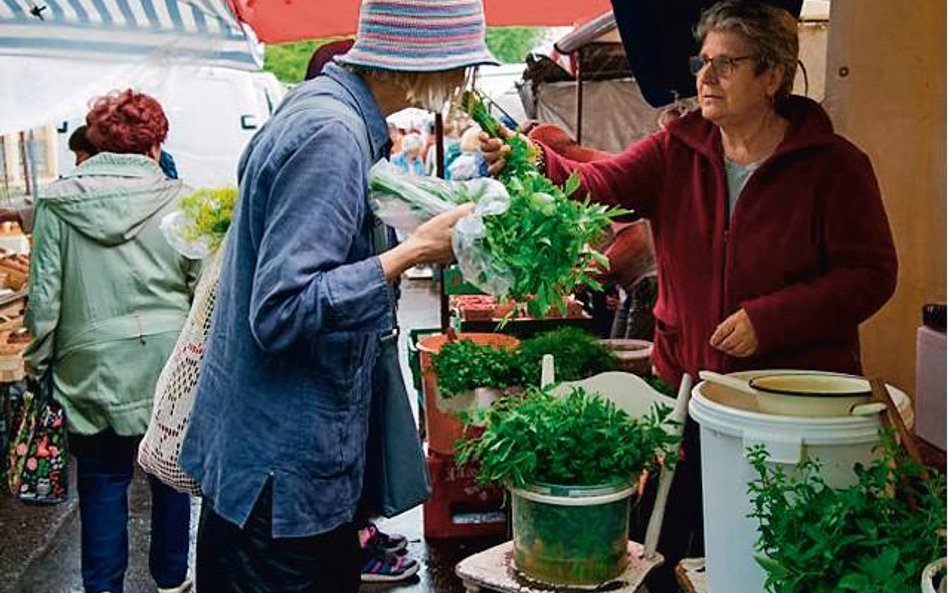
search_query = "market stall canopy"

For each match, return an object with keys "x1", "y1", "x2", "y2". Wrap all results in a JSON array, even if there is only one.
[
  {"x1": 609, "y1": 0, "x2": 804, "y2": 107},
  {"x1": 228, "y1": 0, "x2": 611, "y2": 44},
  {"x1": 0, "y1": 0, "x2": 261, "y2": 134},
  {"x1": 520, "y1": 11, "x2": 662, "y2": 153}
]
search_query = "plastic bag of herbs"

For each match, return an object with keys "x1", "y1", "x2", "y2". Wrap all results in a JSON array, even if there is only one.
[
  {"x1": 161, "y1": 186, "x2": 237, "y2": 259},
  {"x1": 748, "y1": 432, "x2": 947, "y2": 593},
  {"x1": 369, "y1": 160, "x2": 507, "y2": 234}
]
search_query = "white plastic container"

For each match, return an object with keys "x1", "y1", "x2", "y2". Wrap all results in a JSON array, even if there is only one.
[{"x1": 689, "y1": 370, "x2": 914, "y2": 593}]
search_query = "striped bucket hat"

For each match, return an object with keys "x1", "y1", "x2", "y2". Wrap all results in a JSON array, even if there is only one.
[{"x1": 335, "y1": 0, "x2": 499, "y2": 72}]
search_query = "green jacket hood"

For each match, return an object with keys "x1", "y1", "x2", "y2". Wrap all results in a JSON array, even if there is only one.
[{"x1": 39, "y1": 153, "x2": 186, "y2": 247}]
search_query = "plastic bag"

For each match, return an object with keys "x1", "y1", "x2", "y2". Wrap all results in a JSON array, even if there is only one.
[
  {"x1": 369, "y1": 160, "x2": 506, "y2": 234},
  {"x1": 160, "y1": 187, "x2": 236, "y2": 260},
  {"x1": 160, "y1": 210, "x2": 213, "y2": 260},
  {"x1": 451, "y1": 188, "x2": 515, "y2": 298}
]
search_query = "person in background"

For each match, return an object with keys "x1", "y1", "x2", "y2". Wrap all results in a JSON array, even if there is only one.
[
  {"x1": 447, "y1": 124, "x2": 487, "y2": 180},
  {"x1": 388, "y1": 123, "x2": 405, "y2": 156},
  {"x1": 68, "y1": 124, "x2": 99, "y2": 166},
  {"x1": 178, "y1": 0, "x2": 495, "y2": 590},
  {"x1": 158, "y1": 150, "x2": 178, "y2": 180},
  {"x1": 481, "y1": 2, "x2": 897, "y2": 590},
  {"x1": 25, "y1": 89, "x2": 198, "y2": 593},
  {"x1": 425, "y1": 119, "x2": 460, "y2": 176},
  {"x1": 0, "y1": 125, "x2": 101, "y2": 228},
  {"x1": 391, "y1": 132, "x2": 426, "y2": 176},
  {"x1": 0, "y1": 123, "x2": 179, "y2": 230}
]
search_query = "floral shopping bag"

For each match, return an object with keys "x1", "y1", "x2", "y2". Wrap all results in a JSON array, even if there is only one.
[{"x1": 6, "y1": 377, "x2": 68, "y2": 504}]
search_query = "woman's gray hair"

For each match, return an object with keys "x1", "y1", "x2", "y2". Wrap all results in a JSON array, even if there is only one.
[{"x1": 695, "y1": 1, "x2": 799, "y2": 102}]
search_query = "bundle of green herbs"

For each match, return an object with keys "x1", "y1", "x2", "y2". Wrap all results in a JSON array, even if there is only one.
[
  {"x1": 179, "y1": 186, "x2": 237, "y2": 250},
  {"x1": 748, "y1": 433, "x2": 946, "y2": 593},
  {"x1": 459, "y1": 91, "x2": 628, "y2": 317},
  {"x1": 456, "y1": 385, "x2": 677, "y2": 488},
  {"x1": 515, "y1": 327, "x2": 618, "y2": 386},
  {"x1": 430, "y1": 338, "x2": 519, "y2": 399},
  {"x1": 161, "y1": 186, "x2": 237, "y2": 258}
]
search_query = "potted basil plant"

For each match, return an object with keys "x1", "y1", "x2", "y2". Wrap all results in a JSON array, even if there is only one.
[{"x1": 457, "y1": 385, "x2": 678, "y2": 586}]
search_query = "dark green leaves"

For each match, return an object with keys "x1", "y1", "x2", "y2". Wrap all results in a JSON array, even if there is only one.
[
  {"x1": 430, "y1": 339, "x2": 519, "y2": 398},
  {"x1": 515, "y1": 327, "x2": 618, "y2": 387},
  {"x1": 456, "y1": 386, "x2": 678, "y2": 488},
  {"x1": 747, "y1": 433, "x2": 947, "y2": 593}
]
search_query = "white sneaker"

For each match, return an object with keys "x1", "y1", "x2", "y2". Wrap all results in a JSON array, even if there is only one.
[{"x1": 158, "y1": 578, "x2": 193, "y2": 593}]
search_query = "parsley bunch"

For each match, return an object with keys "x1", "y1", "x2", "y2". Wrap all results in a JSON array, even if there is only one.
[
  {"x1": 430, "y1": 339, "x2": 519, "y2": 399},
  {"x1": 515, "y1": 327, "x2": 618, "y2": 386},
  {"x1": 461, "y1": 92, "x2": 627, "y2": 317},
  {"x1": 457, "y1": 385, "x2": 676, "y2": 488},
  {"x1": 748, "y1": 432, "x2": 946, "y2": 593}
]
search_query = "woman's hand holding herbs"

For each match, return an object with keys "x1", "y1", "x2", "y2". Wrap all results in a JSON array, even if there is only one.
[
  {"x1": 380, "y1": 203, "x2": 474, "y2": 281},
  {"x1": 479, "y1": 125, "x2": 535, "y2": 178}
]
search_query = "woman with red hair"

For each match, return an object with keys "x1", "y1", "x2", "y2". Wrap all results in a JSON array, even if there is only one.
[{"x1": 25, "y1": 89, "x2": 197, "y2": 593}]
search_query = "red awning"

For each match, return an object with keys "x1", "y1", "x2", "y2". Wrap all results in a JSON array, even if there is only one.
[{"x1": 229, "y1": 0, "x2": 611, "y2": 44}]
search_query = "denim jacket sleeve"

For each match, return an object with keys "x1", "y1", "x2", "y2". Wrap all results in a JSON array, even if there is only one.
[{"x1": 248, "y1": 121, "x2": 392, "y2": 353}]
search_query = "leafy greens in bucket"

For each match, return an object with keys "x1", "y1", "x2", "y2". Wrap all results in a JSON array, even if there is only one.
[
  {"x1": 515, "y1": 327, "x2": 618, "y2": 386},
  {"x1": 429, "y1": 338, "x2": 519, "y2": 398},
  {"x1": 456, "y1": 385, "x2": 677, "y2": 488}
]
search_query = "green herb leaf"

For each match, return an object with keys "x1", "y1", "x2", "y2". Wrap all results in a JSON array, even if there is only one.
[
  {"x1": 429, "y1": 339, "x2": 519, "y2": 398},
  {"x1": 459, "y1": 92, "x2": 628, "y2": 316},
  {"x1": 748, "y1": 432, "x2": 947, "y2": 593}
]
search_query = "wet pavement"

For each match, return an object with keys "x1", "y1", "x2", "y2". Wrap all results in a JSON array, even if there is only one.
[{"x1": 0, "y1": 276, "x2": 508, "y2": 593}]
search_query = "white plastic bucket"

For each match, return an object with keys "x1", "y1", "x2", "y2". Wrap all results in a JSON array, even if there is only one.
[{"x1": 689, "y1": 370, "x2": 914, "y2": 593}]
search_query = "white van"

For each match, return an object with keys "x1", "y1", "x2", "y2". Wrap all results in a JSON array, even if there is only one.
[{"x1": 54, "y1": 67, "x2": 286, "y2": 188}]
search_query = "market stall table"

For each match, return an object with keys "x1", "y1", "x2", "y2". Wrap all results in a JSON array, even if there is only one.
[{"x1": 455, "y1": 540, "x2": 663, "y2": 593}]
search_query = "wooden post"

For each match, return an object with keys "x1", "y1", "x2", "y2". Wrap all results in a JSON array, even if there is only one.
[
  {"x1": 17, "y1": 133, "x2": 30, "y2": 196},
  {"x1": 435, "y1": 112, "x2": 451, "y2": 331},
  {"x1": 435, "y1": 112, "x2": 445, "y2": 179},
  {"x1": 823, "y1": 0, "x2": 946, "y2": 394}
]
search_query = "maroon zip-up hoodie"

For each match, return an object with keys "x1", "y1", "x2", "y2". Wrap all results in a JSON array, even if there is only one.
[{"x1": 542, "y1": 96, "x2": 898, "y2": 386}]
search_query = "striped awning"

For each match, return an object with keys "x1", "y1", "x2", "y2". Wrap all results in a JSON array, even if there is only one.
[{"x1": 0, "y1": 0, "x2": 260, "y2": 70}]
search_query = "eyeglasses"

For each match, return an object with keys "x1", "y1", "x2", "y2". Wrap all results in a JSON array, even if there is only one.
[{"x1": 689, "y1": 55, "x2": 755, "y2": 78}]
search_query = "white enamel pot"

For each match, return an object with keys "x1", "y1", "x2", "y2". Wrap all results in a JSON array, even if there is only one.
[{"x1": 698, "y1": 370, "x2": 886, "y2": 417}]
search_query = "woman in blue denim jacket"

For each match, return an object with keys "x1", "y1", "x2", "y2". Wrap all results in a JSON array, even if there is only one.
[{"x1": 178, "y1": 1, "x2": 496, "y2": 591}]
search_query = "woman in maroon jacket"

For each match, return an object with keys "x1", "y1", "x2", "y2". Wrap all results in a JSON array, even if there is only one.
[
  {"x1": 484, "y1": 1, "x2": 897, "y2": 388},
  {"x1": 482, "y1": 2, "x2": 897, "y2": 590}
]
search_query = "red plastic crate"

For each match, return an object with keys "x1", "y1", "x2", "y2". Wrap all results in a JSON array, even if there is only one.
[{"x1": 422, "y1": 451, "x2": 508, "y2": 539}]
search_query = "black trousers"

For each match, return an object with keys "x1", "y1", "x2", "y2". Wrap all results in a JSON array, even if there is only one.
[{"x1": 196, "y1": 483, "x2": 360, "y2": 593}]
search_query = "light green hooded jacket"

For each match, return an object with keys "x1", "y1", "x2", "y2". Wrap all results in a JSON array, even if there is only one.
[{"x1": 25, "y1": 153, "x2": 200, "y2": 436}]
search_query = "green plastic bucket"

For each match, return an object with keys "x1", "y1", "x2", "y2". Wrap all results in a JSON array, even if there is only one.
[{"x1": 510, "y1": 482, "x2": 634, "y2": 586}]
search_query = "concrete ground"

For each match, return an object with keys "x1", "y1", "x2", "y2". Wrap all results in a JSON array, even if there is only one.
[{"x1": 0, "y1": 277, "x2": 507, "y2": 593}]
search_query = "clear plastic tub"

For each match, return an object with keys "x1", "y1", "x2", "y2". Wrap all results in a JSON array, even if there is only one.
[{"x1": 511, "y1": 482, "x2": 633, "y2": 585}]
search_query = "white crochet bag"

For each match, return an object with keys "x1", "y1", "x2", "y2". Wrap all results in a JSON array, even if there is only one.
[{"x1": 137, "y1": 244, "x2": 223, "y2": 496}]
